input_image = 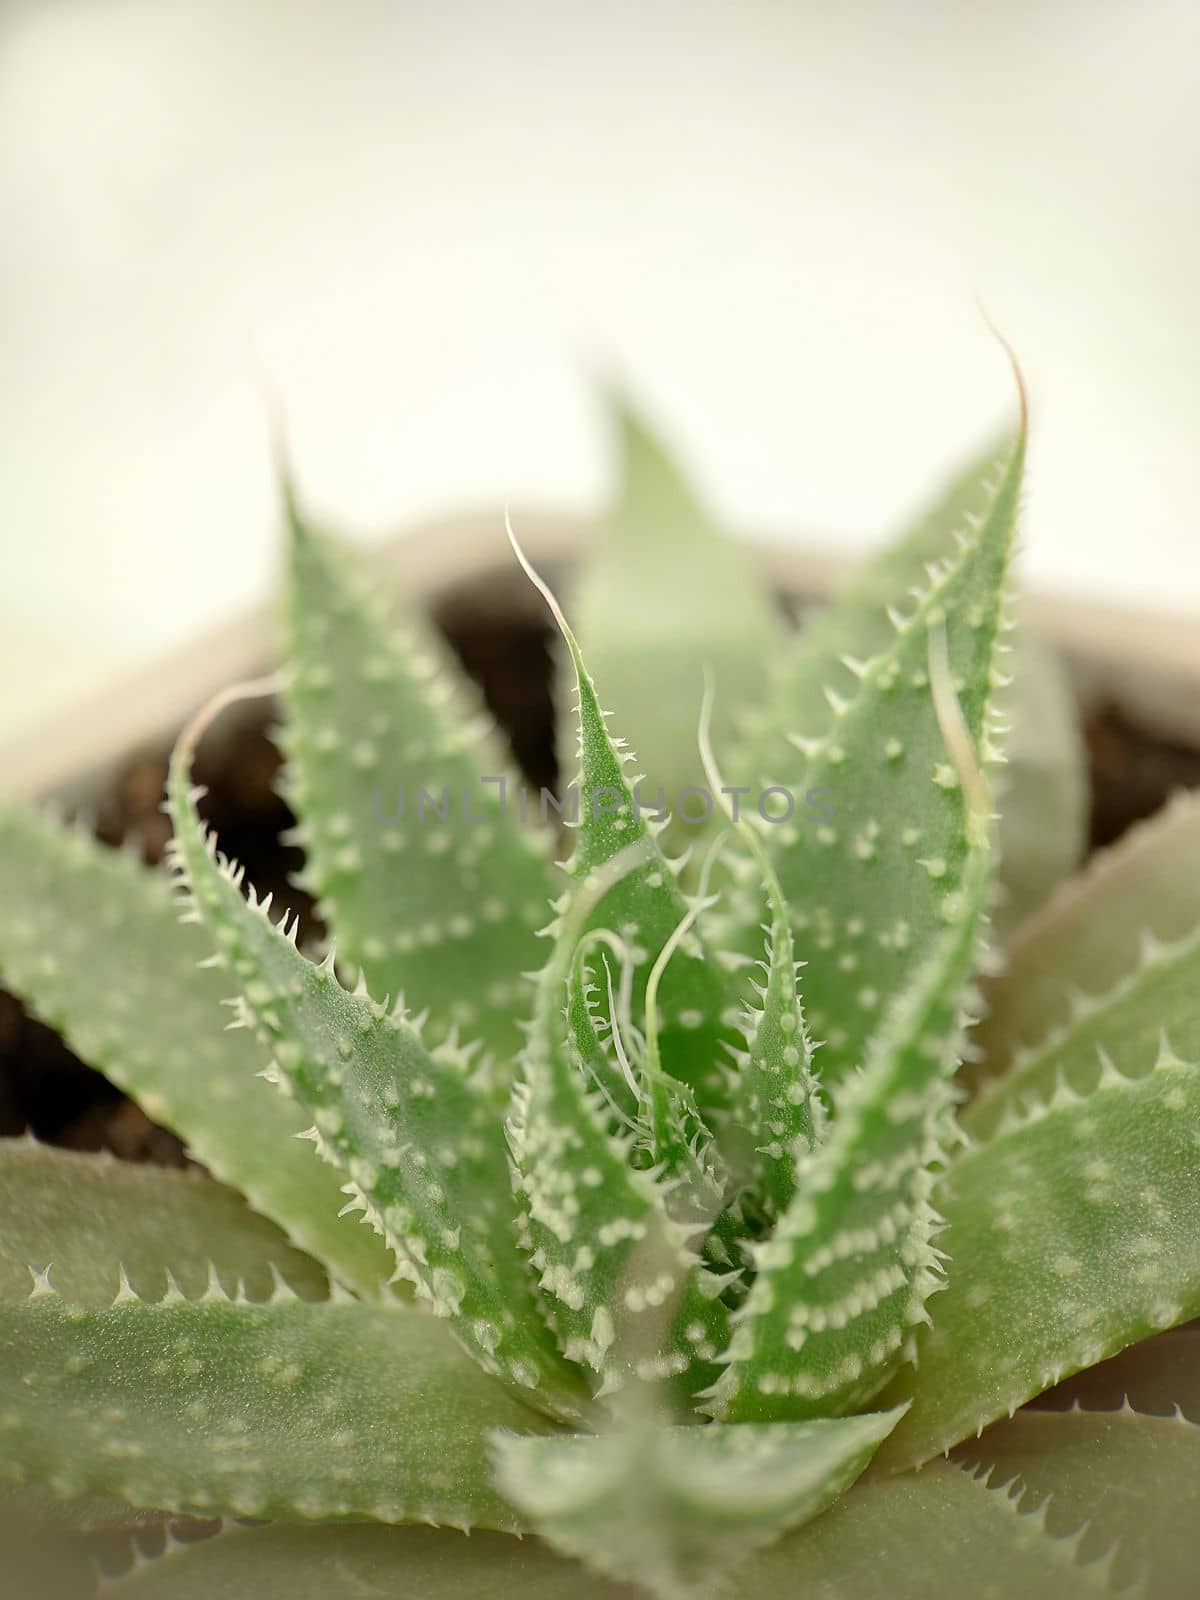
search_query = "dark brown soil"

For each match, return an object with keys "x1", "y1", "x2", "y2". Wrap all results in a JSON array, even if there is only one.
[
  {"x1": 1085, "y1": 703, "x2": 1200, "y2": 848},
  {"x1": 1, "y1": 602, "x2": 1198, "y2": 1154}
]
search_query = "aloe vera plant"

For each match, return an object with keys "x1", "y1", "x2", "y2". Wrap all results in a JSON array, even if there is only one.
[{"x1": 1, "y1": 384, "x2": 1198, "y2": 1599}]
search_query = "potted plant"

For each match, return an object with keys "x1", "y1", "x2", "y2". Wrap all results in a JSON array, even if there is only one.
[{"x1": 1, "y1": 384, "x2": 1197, "y2": 1598}]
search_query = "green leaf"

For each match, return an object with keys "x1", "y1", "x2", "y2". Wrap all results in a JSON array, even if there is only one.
[
  {"x1": 738, "y1": 435, "x2": 1012, "y2": 775},
  {"x1": 756, "y1": 1457, "x2": 1109, "y2": 1599},
  {"x1": 0, "y1": 803, "x2": 391, "y2": 1300},
  {"x1": 728, "y1": 430, "x2": 1023, "y2": 1094},
  {"x1": 0, "y1": 1138, "x2": 327, "y2": 1303},
  {"x1": 963, "y1": 918, "x2": 1200, "y2": 1141},
  {"x1": 989, "y1": 629, "x2": 1087, "y2": 940},
  {"x1": 956, "y1": 1405, "x2": 1200, "y2": 1598},
  {"x1": 706, "y1": 844, "x2": 991, "y2": 1423},
  {"x1": 0, "y1": 1289, "x2": 556, "y2": 1529},
  {"x1": 973, "y1": 787, "x2": 1200, "y2": 1082},
  {"x1": 98, "y1": 1463, "x2": 1111, "y2": 1600},
  {"x1": 103, "y1": 1523, "x2": 621, "y2": 1600},
  {"x1": 493, "y1": 1408, "x2": 905, "y2": 1600},
  {"x1": 165, "y1": 751, "x2": 588, "y2": 1420},
  {"x1": 509, "y1": 936, "x2": 728, "y2": 1401},
  {"x1": 715, "y1": 802, "x2": 823, "y2": 1224},
  {"x1": 516, "y1": 534, "x2": 735, "y2": 1112},
  {"x1": 280, "y1": 501, "x2": 556, "y2": 1069},
  {"x1": 732, "y1": 431, "x2": 1077, "y2": 962},
  {"x1": 569, "y1": 398, "x2": 785, "y2": 857},
  {"x1": 876, "y1": 1056, "x2": 1200, "y2": 1471}
]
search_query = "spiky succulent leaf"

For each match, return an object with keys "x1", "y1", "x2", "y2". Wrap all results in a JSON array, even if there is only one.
[
  {"x1": 560, "y1": 698, "x2": 730, "y2": 1111},
  {"x1": 508, "y1": 941, "x2": 728, "y2": 1399},
  {"x1": 721, "y1": 868, "x2": 822, "y2": 1223},
  {"x1": 990, "y1": 629, "x2": 1087, "y2": 938},
  {"x1": 738, "y1": 436, "x2": 1012, "y2": 770},
  {"x1": 964, "y1": 917, "x2": 1200, "y2": 1140},
  {"x1": 876, "y1": 1054, "x2": 1200, "y2": 1471},
  {"x1": 164, "y1": 757, "x2": 588, "y2": 1419},
  {"x1": 974, "y1": 787, "x2": 1200, "y2": 1081},
  {"x1": 568, "y1": 398, "x2": 785, "y2": 855},
  {"x1": 522, "y1": 539, "x2": 734, "y2": 1110},
  {"x1": 0, "y1": 804, "x2": 390, "y2": 1299},
  {"x1": 731, "y1": 431, "x2": 1073, "y2": 932},
  {"x1": 493, "y1": 1407, "x2": 905, "y2": 1600},
  {"x1": 0, "y1": 1138, "x2": 327, "y2": 1303},
  {"x1": 0, "y1": 1288, "x2": 554, "y2": 1529},
  {"x1": 103, "y1": 1523, "x2": 611, "y2": 1600},
  {"x1": 707, "y1": 846, "x2": 990, "y2": 1423},
  {"x1": 98, "y1": 1462, "x2": 1112, "y2": 1600},
  {"x1": 768, "y1": 1456, "x2": 1110, "y2": 1599},
  {"x1": 733, "y1": 430, "x2": 1081, "y2": 945},
  {"x1": 281, "y1": 503, "x2": 555, "y2": 1068},
  {"x1": 727, "y1": 432, "x2": 1022, "y2": 1092},
  {"x1": 956, "y1": 1405, "x2": 1200, "y2": 1598}
]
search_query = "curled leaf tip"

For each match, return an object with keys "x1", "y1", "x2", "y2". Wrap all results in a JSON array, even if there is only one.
[
  {"x1": 506, "y1": 510, "x2": 578, "y2": 653},
  {"x1": 172, "y1": 673, "x2": 288, "y2": 785},
  {"x1": 976, "y1": 307, "x2": 1029, "y2": 438}
]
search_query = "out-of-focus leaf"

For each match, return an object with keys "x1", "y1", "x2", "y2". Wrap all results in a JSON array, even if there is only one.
[
  {"x1": 281, "y1": 503, "x2": 556, "y2": 1071},
  {"x1": 0, "y1": 804, "x2": 390, "y2": 1299},
  {"x1": 103, "y1": 1523, "x2": 620, "y2": 1600},
  {"x1": 973, "y1": 788, "x2": 1200, "y2": 1080},
  {"x1": 102, "y1": 1459, "x2": 1110, "y2": 1600},
  {"x1": 0, "y1": 1291, "x2": 555, "y2": 1529},
  {"x1": 956, "y1": 1405, "x2": 1200, "y2": 1597},
  {"x1": 877, "y1": 1057, "x2": 1200, "y2": 1470},
  {"x1": 493, "y1": 1409, "x2": 903, "y2": 1597},
  {"x1": 569, "y1": 398, "x2": 786, "y2": 857},
  {"x1": 963, "y1": 920, "x2": 1200, "y2": 1141},
  {"x1": 754, "y1": 1458, "x2": 1108, "y2": 1599},
  {"x1": 0, "y1": 1138, "x2": 327, "y2": 1303},
  {"x1": 990, "y1": 629, "x2": 1087, "y2": 940},
  {"x1": 166, "y1": 753, "x2": 588, "y2": 1420}
]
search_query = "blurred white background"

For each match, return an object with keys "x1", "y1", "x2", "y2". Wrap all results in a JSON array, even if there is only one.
[{"x1": 3, "y1": 0, "x2": 1198, "y2": 744}]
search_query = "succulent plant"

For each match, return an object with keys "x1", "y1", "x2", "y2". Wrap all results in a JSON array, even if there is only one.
[{"x1": 2, "y1": 380, "x2": 1198, "y2": 1600}]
